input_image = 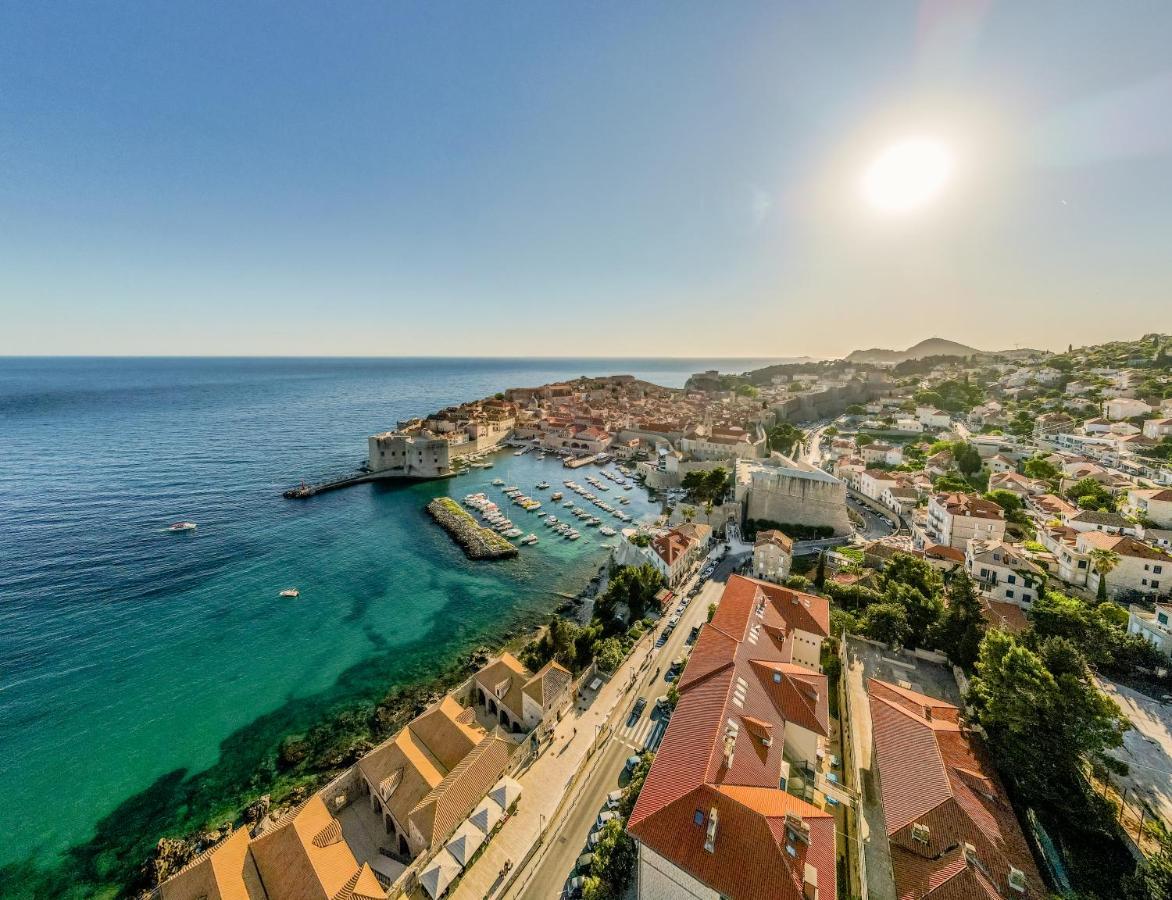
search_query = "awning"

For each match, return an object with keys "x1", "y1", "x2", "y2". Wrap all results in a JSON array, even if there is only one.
[
  {"x1": 468, "y1": 796, "x2": 503, "y2": 834},
  {"x1": 419, "y1": 848, "x2": 461, "y2": 899},
  {"x1": 488, "y1": 777, "x2": 522, "y2": 812},
  {"x1": 444, "y1": 820, "x2": 485, "y2": 867}
]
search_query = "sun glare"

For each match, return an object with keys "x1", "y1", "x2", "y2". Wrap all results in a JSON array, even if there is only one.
[{"x1": 862, "y1": 137, "x2": 954, "y2": 213}]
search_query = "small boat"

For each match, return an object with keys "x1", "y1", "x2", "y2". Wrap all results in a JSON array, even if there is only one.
[
  {"x1": 550, "y1": 491, "x2": 563, "y2": 501},
  {"x1": 492, "y1": 478, "x2": 505, "y2": 486},
  {"x1": 168, "y1": 521, "x2": 197, "y2": 532},
  {"x1": 536, "y1": 481, "x2": 550, "y2": 490},
  {"x1": 279, "y1": 588, "x2": 300, "y2": 598},
  {"x1": 521, "y1": 533, "x2": 538, "y2": 545}
]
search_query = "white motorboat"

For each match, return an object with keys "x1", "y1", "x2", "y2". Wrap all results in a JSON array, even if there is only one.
[
  {"x1": 279, "y1": 588, "x2": 300, "y2": 598},
  {"x1": 167, "y1": 521, "x2": 197, "y2": 532}
]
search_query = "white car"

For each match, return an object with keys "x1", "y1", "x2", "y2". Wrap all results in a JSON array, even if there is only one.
[
  {"x1": 606, "y1": 789, "x2": 623, "y2": 808},
  {"x1": 597, "y1": 810, "x2": 618, "y2": 826}
]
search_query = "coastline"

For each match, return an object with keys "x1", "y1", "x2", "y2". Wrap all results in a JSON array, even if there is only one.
[{"x1": 0, "y1": 599, "x2": 568, "y2": 900}]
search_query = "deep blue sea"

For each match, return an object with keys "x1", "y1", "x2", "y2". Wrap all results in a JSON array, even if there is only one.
[{"x1": 0, "y1": 356, "x2": 781, "y2": 871}]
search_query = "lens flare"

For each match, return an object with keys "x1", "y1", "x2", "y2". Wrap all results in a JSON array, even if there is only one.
[{"x1": 862, "y1": 138, "x2": 954, "y2": 213}]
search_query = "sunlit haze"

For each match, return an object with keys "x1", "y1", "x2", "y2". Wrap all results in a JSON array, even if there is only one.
[
  {"x1": 863, "y1": 138, "x2": 954, "y2": 213},
  {"x1": 2, "y1": 2, "x2": 1171, "y2": 358}
]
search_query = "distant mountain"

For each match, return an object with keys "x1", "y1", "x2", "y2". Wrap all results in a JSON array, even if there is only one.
[{"x1": 845, "y1": 338, "x2": 981, "y2": 364}]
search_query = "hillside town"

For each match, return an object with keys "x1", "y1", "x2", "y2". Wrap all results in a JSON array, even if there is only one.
[{"x1": 153, "y1": 334, "x2": 1172, "y2": 900}]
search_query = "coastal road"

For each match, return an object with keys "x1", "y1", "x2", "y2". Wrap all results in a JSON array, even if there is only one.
[
  {"x1": 846, "y1": 493, "x2": 898, "y2": 540},
  {"x1": 512, "y1": 574, "x2": 727, "y2": 900}
]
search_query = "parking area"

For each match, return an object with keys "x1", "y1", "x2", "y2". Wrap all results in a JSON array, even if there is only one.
[{"x1": 842, "y1": 637, "x2": 961, "y2": 900}]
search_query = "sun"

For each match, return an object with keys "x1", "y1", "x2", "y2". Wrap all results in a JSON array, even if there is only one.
[{"x1": 862, "y1": 137, "x2": 954, "y2": 213}]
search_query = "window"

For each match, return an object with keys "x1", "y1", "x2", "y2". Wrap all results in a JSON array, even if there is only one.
[
  {"x1": 1156, "y1": 565, "x2": 1164, "y2": 575},
  {"x1": 1006, "y1": 590, "x2": 1014, "y2": 599},
  {"x1": 1154, "y1": 581, "x2": 1161, "y2": 589},
  {"x1": 693, "y1": 809, "x2": 705, "y2": 826},
  {"x1": 1078, "y1": 560, "x2": 1087, "y2": 569},
  {"x1": 1007, "y1": 574, "x2": 1016, "y2": 584},
  {"x1": 1022, "y1": 594, "x2": 1032, "y2": 604}
]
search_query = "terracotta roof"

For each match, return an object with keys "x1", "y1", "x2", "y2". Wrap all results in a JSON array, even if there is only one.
[
  {"x1": 249, "y1": 795, "x2": 383, "y2": 900},
  {"x1": 867, "y1": 679, "x2": 1042, "y2": 899},
  {"x1": 1079, "y1": 532, "x2": 1170, "y2": 561},
  {"x1": 408, "y1": 734, "x2": 513, "y2": 850},
  {"x1": 754, "y1": 529, "x2": 794, "y2": 552},
  {"x1": 934, "y1": 493, "x2": 1006, "y2": 522},
  {"x1": 980, "y1": 599, "x2": 1030, "y2": 634},
  {"x1": 159, "y1": 827, "x2": 267, "y2": 900},
  {"x1": 627, "y1": 574, "x2": 835, "y2": 900},
  {"x1": 474, "y1": 653, "x2": 531, "y2": 721},
  {"x1": 522, "y1": 659, "x2": 571, "y2": 708}
]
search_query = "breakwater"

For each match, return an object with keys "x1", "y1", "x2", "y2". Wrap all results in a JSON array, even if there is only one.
[{"x1": 426, "y1": 497, "x2": 519, "y2": 559}]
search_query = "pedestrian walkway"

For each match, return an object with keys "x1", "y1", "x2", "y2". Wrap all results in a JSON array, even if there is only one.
[{"x1": 448, "y1": 631, "x2": 658, "y2": 900}]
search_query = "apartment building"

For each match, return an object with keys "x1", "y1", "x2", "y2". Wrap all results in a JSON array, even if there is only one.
[
  {"x1": 627, "y1": 576, "x2": 835, "y2": 900},
  {"x1": 922, "y1": 493, "x2": 1006, "y2": 550}
]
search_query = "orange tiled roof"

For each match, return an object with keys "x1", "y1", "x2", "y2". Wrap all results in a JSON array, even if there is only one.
[
  {"x1": 867, "y1": 679, "x2": 1042, "y2": 899},
  {"x1": 627, "y1": 575, "x2": 835, "y2": 900}
]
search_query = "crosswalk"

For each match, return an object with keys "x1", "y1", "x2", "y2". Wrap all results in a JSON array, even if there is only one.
[{"x1": 616, "y1": 714, "x2": 668, "y2": 752}]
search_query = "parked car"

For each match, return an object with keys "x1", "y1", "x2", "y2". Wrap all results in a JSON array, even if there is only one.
[
  {"x1": 566, "y1": 874, "x2": 585, "y2": 897},
  {"x1": 588, "y1": 829, "x2": 604, "y2": 848},
  {"x1": 597, "y1": 810, "x2": 618, "y2": 827},
  {"x1": 687, "y1": 625, "x2": 700, "y2": 644},
  {"x1": 624, "y1": 754, "x2": 641, "y2": 773},
  {"x1": 655, "y1": 695, "x2": 671, "y2": 711},
  {"x1": 576, "y1": 852, "x2": 595, "y2": 872},
  {"x1": 606, "y1": 789, "x2": 623, "y2": 808}
]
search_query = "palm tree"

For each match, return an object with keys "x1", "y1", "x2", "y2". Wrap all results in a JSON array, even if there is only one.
[
  {"x1": 681, "y1": 506, "x2": 696, "y2": 523},
  {"x1": 1088, "y1": 548, "x2": 1120, "y2": 602}
]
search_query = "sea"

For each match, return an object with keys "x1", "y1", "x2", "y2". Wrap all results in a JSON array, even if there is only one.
[{"x1": 0, "y1": 356, "x2": 784, "y2": 879}]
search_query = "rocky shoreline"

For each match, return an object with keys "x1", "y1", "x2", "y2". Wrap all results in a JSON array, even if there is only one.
[{"x1": 427, "y1": 496, "x2": 519, "y2": 560}]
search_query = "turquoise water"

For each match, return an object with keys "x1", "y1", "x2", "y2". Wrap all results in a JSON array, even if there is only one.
[{"x1": 0, "y1": 357, "x2": 778, "y2": 877}]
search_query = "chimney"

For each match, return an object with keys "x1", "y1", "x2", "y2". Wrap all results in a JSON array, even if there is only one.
[
  {"x1": 803, "y1": 863, "x2": 818, "y2": 900},
  {"x1": 703, "y1": 807, "x2": 718, "y2": 853},
  {"x1": 722, "y1": 729, "x2": 737, "y2": 768}
]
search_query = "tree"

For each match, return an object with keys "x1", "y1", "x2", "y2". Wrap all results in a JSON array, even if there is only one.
[
  {"x1": 930, "y1": 570, "x2": 987, "y2": 672},
  {"x1": 594, "y1": 638, "x2": 624, "y2": 675},
  {"x1": 862, "y1": 602, "x2": 911, "y2": 646},
  {"x1": 855, "y1": 433, "x2": 875, "y2": 447},
  {"x1": 596, "y1": 564, "x2": 665, "y2": 629},
  {"x1": 1124, "y1": 835, "x2": 1172, "y2": 900},
  {"x1": 1023, "y1": 455, "x2": 1060, "y2": 481},
  {"x1": 845, "y1": 404, "x2": 865, "y2": 415},
  {"x1": 1089, "y1": 548, "x2": 1120, "y2": 601},
  {"x1": 984, "y1": 489, "x2": 1023, "y2": 513},
  {"x1": 767, "y1": 422, "x2": 804, "y2": 456},
  {"x1": 681, "y1": 506, "x2": 696, "y2": 523},
  {"x1": 824, "y1": 425, "x2": 839, "y2": 437},
  {"x1": 813, "y1": 551, "x2": 827, "y2": 590},
  {"x1": 953, "y1": 442, "x2": 983, "y2": 476},
  {"x1": 967, "y1": 631, "x2": 1128, "y2": 807}
]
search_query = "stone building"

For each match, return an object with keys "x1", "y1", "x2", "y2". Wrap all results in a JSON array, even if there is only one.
[{"x1": 734, "y1": 457, "x2": 851, "y2": 535}]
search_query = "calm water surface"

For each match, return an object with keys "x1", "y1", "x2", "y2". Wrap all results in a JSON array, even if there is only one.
[{"x1": 0, "y1": 356, "x2": 780, "y2": 867}]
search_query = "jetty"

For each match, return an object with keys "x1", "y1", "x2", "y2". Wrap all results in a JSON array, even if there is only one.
[
  {"x1": 426, "y1": 497, "x2": 518, "y2": 560},
  {"x1": 283, "y1": 471, "x2": 372, "y2": 499},
  {"x1": 562, "y1": 454, "x2": 597, "y2": 469}
]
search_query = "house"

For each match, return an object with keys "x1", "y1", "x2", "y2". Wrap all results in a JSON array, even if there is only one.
[
  {"x1": 862, "y1": 442, "x2": 903, "y2": 466},
  {"x1": 1063, "y1": 509, "x2": 1141, "y2": 537},
  {"x1": 160, "y1": 795, "x2": 390, "y2": 900},
  {"x1": 1124, "y1": 488, "x2": 1172, "y2": 529},
  {"x1": 986, "y1": 454, "x2": 1017, "y2": 474},
  {"x1": 471, "y1": 652, "x2": 572, "y2": 736},
  {"x1": 922, "y1": 493, "x2": 1006, "y2": 550},
  {"x1": 627, "y1": 576, "x2": 835, "y2": 900},
  {"x1": 1127, "y1": 602, "x2": 1172, "y2": 657},
  {"x1": 881, "y1": 485, "x2": 919, "y2": 517},
  {"x1": 988, "y1": 471, "x2": 1048, "y2": 501},
  {"x1": 649, "y1": 523, "x2": 713, "y2": 586},
  {"x1": 356, "y1": 694, "x2": 514, "y2": 859},
  {"x1": 860, "y1": 469, "x2": 901, "y2": 503},
  {"x1": 965, "y1": 540, "x2": 1047, "y2": 608},
  {"x1": 1034, "y1": 412, "x2": 1074, "y2": 439},
  {"x1": 867, "y1": 679, "x2": 1043, "y2": 899},
  {"x1": 1105, "y1": 398, "x2": 1152, "y2": 421},
  {"x1": 1079, "y1": 532, "x2": 1171, "y2": 599},
  {"x1": 752, "y1": 530, "x2": 794, "y2": 583},
  {"x1": 917, "y1": 407, "x2": 952, "y2": 430},
  {"x1": 1144, "y1": 418, "x2": 1172, "y2": 440}
]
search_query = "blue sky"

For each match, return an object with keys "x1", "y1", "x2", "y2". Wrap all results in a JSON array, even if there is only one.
[{"x1": 2, "y1": 2, "x2": 1170, "y2": 357}]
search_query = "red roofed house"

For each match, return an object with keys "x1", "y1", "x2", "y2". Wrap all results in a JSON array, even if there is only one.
[
  {"x1": 627, "y1": 576, "x2": 835, "y2": 900},
  {"x1": 867, "y1": 678, "x2": 1043, "y2": 899},
  {"x1": 646, "y1": 523, "x2": 713, "y2": 586}
]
